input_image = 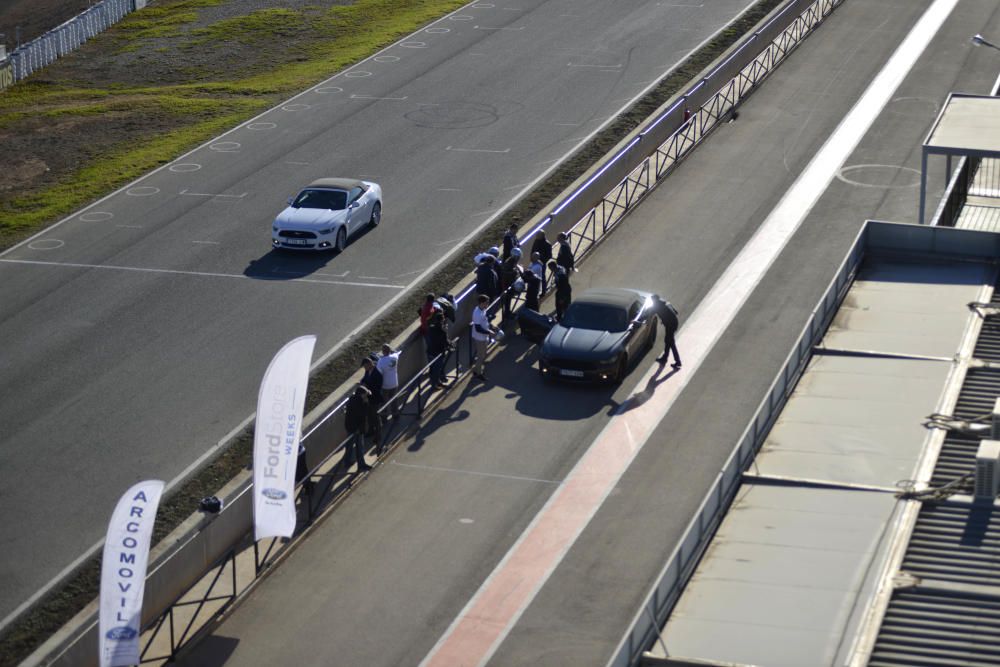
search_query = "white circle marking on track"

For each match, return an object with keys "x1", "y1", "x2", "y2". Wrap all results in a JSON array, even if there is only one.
[
  {"x1": 79, "y1": 212, "x2": 114, "y2": 222},
  {"x1": 836, "y1": 164, "x2": 922, "y2": 189},
  {"x1": 28, "y1": 239, "x2": 65, "y2": 250}
]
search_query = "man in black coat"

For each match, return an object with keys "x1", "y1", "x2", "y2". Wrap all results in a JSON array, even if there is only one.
[
  {"x1": 651, "y1": 295, "x2": 681, "y2": 368},
  {"x1": 425, "y1": 310, "x2": 451, "y2": 388},
  {"x1": 475, "y1": 255, "x2": 500, "y2": 301},
  {"x1": 551, "y1": 261, "x2": 572, "y2": 322},
  {"x1": 360, "y1": 355, "x2": 385, "y2": 448},
  {"x1": 530, "y1": 229, "x2": 553, "y2": 287},
  {"x1": 556, "y1": 231, "x2": 576, "y2": 274},
  {"x1": 360, "y1": 356, "x2": 383, "y2": 397},
  {"x1": 502, "y1": 223, "x2": 520, "y2": 260},
  {"x1": 343, "y1": 385, "x2": 373, "y2": 472},
  {"x1": 522, "y1": 268, "x2": 541, "y2": 312}
]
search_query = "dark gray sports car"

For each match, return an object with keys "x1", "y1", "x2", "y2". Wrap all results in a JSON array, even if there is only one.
[{"x1": 537, "y1": 288, "x2": 657, "y2": 383}]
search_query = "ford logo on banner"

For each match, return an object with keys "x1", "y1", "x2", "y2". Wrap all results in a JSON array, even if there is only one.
[
  {"x1": 262, "y1": 488, "x2": 287, "y2": 501},
  {"x1": 106, "y1": 626, "x2": 138, "y2": 641}
]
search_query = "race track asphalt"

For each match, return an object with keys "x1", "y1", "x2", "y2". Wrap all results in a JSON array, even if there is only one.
[
  {"x1": 176, "y1": 0, "x2": 1000, "y2": 664},
  {"x1": 0, "y1": 0, "x2": 759, "y2": 623}
]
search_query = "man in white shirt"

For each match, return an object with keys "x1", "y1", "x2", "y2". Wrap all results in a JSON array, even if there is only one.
[
  {"x1": 377, "y1": 343, "x2": 401, "y2": 418},
  {"x1": 471, "y1": 294, "x2": 497, "y2": 380}
]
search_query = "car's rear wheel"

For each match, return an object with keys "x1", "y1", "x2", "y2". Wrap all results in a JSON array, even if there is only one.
[
  {"x1": 369, "y1": 202, "x2": 381, "y2": 228},
  {"x1": 335, "y1": 226, "x2": 347, "y2": 252}
]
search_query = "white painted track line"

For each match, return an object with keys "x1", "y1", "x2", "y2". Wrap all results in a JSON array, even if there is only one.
[
  {"x1": 0, "y1": 259, "x2": 405, "y2": 290},
  {"x1": 419, "y1": 0, "x2": 960, "y2": 664}
]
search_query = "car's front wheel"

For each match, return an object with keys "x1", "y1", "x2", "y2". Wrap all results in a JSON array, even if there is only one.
[
  {"x1": 369, "y1": 202, "x2": 381, "y2": 228},
  {"x1": 335, "y1": 226, "x2": 347, "y2": 252}
]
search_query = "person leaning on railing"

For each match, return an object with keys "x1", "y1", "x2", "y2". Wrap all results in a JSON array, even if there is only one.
[{"x1": 426, "y1": 307, "x2": 451, "y2": 389}]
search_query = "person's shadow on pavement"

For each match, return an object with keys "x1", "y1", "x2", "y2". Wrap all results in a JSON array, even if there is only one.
[{"x1": 616, "y1": 361, "x2": 681, "y2": 414}]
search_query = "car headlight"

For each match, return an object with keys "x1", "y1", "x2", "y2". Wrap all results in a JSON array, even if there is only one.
[
  {"x1": 272, "y1": 226, "x2": 279, "y2": 232},
  {"x1": 598, "y1": 353, "x2": 620, "y2": 368},
  {"x1": 319, "y1": 227, "x2": 335, "y2": 235}
]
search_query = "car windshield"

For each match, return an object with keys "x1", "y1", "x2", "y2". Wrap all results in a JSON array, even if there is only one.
[
  {"x1": 292, "y1": 188, "x2": 348, "y2": 210},
  {"x1": 560, "y1": 303, "x2": 629, "y2": 332}
]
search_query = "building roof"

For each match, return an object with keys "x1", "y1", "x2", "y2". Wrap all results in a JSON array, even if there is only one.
[
  {"x1": 650, "y1": 251, "x2": 991, "y2": 666},
  {"x1": 924, "y1": 94, "x2": 1000, "y2": 157}
]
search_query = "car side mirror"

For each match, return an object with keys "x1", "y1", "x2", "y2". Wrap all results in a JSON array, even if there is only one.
[
  {"x1": 350, "y1": 201, "x2": 361, "y2": 209},
  {"x1": 288, "y1": 196, "x2": 294, "y2": 205}
]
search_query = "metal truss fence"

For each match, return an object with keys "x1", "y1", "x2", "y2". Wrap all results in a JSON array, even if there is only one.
[{"x1": 2, "y1": 0, "x2": 134, "y2": 87}]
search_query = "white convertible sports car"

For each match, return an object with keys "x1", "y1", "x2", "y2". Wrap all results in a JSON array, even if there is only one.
[{"x1": 272, "y1": 178, "x2": 382, "y2": 251}]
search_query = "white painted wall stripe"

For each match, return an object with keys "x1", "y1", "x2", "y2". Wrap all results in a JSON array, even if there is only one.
[{"x1": 419, "y1": 0, "x2": 959, "y2": 664}]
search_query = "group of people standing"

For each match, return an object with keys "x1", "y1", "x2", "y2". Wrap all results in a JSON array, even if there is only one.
[
  {"x1": 341, "y1": 222, "x2": 683, "y2": 472},
  {"x1": 474, "y1": 223, "x2": 577, "y2": 321}
]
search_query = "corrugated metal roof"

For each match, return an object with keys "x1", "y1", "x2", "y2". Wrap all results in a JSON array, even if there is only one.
[
  {"x1": 868, "y1": 278, "x2": 1000, "y2": 667},
  {"x1": 870, "y1": 587, "x2": 1000, "y2": 667},
  {"x1": 902, "y1": 503, "x2": 1000, "y2": 588}
]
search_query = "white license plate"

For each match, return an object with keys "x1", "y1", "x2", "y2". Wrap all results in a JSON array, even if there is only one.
[
  {"x1": 286, "y1": 238, "x2": 309, "y2": 246},
  {"x1": 560, "y1": 369, "x2": 585, "y2": 378}
]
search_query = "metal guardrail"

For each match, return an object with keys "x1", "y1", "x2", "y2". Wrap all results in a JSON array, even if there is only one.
[
  {"x1": 2, "y1": 0, "x2": 134, "y2": 88},
  {"x1": 606, "y1": 210, "x2": 865, "y2": 667},
  {"x1": 32, "y1": 0, "x2": 851, "y2": 664}
]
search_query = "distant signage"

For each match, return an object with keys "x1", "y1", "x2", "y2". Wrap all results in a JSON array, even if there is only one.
[
  {"x1": 99, "y1": 480, "x2": 164, "y2": 667},
  {"x1": 253, "y1": 335, "x2": 315, "y2": 541},
  {"x1": 0, "y1": 60, "x2": 13, "y2": 92}
]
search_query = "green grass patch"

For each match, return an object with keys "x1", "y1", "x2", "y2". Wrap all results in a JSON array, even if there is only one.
[{"x1": 1, "y1": 105, "x2": 259, "y2": 233}]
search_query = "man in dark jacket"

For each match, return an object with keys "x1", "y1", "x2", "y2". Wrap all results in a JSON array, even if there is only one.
[
  {"x1": 343, "y1": 385, "x2": 373, "y2": 472},
  {"x1": 475, "y1": 255, "x2": 499, "y2": 301},
  {"x1": 531, "y1": 230, "x2": 553, "y2": 287},
  {"x1": 522, "y1": 268, "x2": 541, "y2": 312},
  {"x1": 425, "y1": 309, "x2": 451, "y2": 388},
  {"x1": 651, "y1": 295, "x2": 681, "y2": 368},
  {"x1": 360, "y1": 356, "x2": 383, "y2": 397},
  {"x1": 499, "y1": 247, "x2": 523, "y2": 320},
  {"x1": 556, "y1": 232, "x2": 575, "y2": 273},
  {"x1": 502, "y1": 223, "x2": 520, "y2": 260},
  {"x1": 551, "y1": 261, "x2": 572, "y2": 322}
]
